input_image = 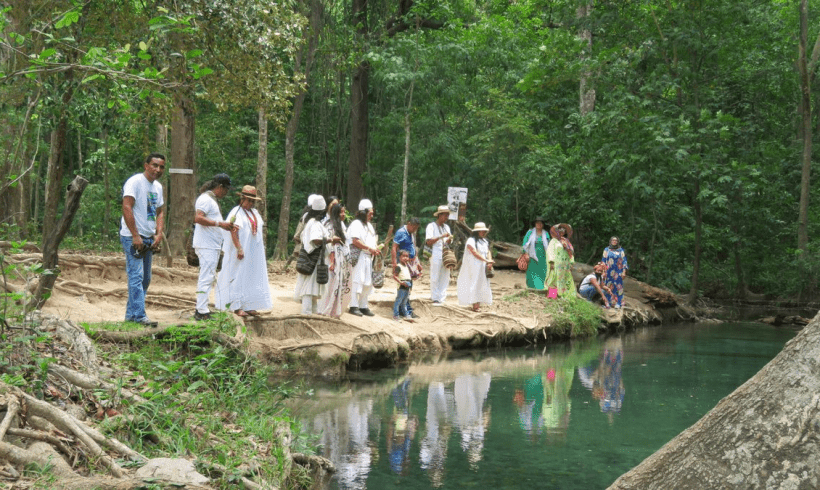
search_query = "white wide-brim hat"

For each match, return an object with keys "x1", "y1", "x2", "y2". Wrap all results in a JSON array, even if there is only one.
[
  {"x1": 312, "y1": 196, "x2": 327, "y2": 211},
  {"x1": 472, "y1": 222, "x2": 490, "y2": 232},
  {"x1": 358, "y1": 199, "x2": 373, "y2": 211},
  {"x1": 433, "y1": 205, "x2": 451, "y2": 217}
]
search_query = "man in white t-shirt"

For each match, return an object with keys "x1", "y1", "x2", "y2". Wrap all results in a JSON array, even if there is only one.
[
  {"x1": 425, "y1": 205, "x2": 453, "y2": 304},
  {"x1": 120, "y1": 153, "x2": 166, "y2": 326},
  {"x1": 192, "y1": 173, "x2": 235, "y2": 320}
]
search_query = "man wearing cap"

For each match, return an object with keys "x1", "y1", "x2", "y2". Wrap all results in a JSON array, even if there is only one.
[
  {"x1": 192, "y1": 173, "x2": 236, "y2": 320},
  {"x1": 120, "y1": 153, "x2": 166, "y2": 326},
  {"x1": 425, "y1": 205, "x2": 453, "y2": 305}
]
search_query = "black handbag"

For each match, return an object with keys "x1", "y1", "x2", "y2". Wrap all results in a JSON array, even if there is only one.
[
  {"x1": 316, "y1": 246, "x2": 329, "y2": 285},
  {"x1": 296, "y1": 244, "x2": 322, "y2": 275}
]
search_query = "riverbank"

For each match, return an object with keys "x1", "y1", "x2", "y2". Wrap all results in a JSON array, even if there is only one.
[{"x1": 4, "y1": 252, "x2": 707, "y2": 376}]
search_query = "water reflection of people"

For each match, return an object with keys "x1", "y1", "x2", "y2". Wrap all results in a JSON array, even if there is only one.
[
  {"x1": 542, "y1": 366, "x2": 574, "y2": 436},
  {"x1": 578, "y1": 338, "x2": 625, "y2": 423},
  {"x1": 387, "y1": 379, "x2": 418, "y2": 475},
  {"x1": 513, "y1": 375, "x2": 544, "y2": 439},
  {"x1": 453, "y1": 373, "x2": 492, "y2": 469},
  {"x1": 420, "y1": 381, "x2": 454, "y2": 487},
  {"x1": 312, "y1": 399, "x2": 376, "y2": 490}
]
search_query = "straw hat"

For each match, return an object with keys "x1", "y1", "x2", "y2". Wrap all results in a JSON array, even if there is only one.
[
  {"x1": 558, "y1": 223, "x2": 573, "y2": 238},
  {"x1": 237, "y1": 185, "x2": 262, "y2": 200},
  {"x1": 358, "y1": 199, "x2": 373, "y2": 211},
  {"x1": 472, "y1": 222, "x2": 490, "y2": 232},
  {"x1": 433, "y1": 205, "x2": 450, "y2": 217}
]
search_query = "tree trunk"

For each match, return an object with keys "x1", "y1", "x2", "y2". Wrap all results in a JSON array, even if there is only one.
[
  {"x1": 401, "y1": 79, "x2": 414, "y2": 224},
  {"x1": 688, "y1": 175, "x2": 702, "y2": 304},
  {"x1": 32, "y1": 176, "x2": 89, "y2": 310},
  {"x1": 103, "y1": 128, "x2": 110, "y2": 237},
  {"x1": 608, "y1": 311, "x2": 820, "y2": 489},
  {"x1": 347, "y1": 0, "x2": 369, "y2": 209},
  {"x1": 272, "y1": 0, "x2": 321, "y2": 259},
  {"x1": 168, "y1": 92, "x2": 196, "y2": 260},
  {"x1": 797, "y1": 0, "x2": 811, "y2": 289},
  {"x1": 256, "y1": 108, "x2": 269, "y2": 244},
  {"x1": 577, "y1": 1, "x2": 595, "y2": 116},
  {"x1": 43, "y1": 117, "x2": 68, "y2": 243}
]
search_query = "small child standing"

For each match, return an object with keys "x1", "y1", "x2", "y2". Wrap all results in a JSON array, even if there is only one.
[{"x1": 393, "y1": 250, "x2": 414, "y2": 322}]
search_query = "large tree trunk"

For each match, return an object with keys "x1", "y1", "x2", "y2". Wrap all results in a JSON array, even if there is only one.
[
  {"x1": 168, "y1": 92, "x2": 196, "y2": 260},
  {"x1": 797, "y1": 0, "x2": 811, "y2": 291},
  {"x1": 347, "y1": 0, "x2": 369, "y2": 209},
  {"x1": 608, "y1": 311, "x2": 820, "y2": 489}
]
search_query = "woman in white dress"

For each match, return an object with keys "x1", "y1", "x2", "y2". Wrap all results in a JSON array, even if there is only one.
[
  {"x1": 294, "y1": 195, "x2": 335, "y2": 314},
  {"x1": 318, "y1": 202, "x2": 351, "y2": 318},
  {"x1": 347, "y1": 199, "x2": 381, "y2": 317},
  {"x1": 457, "y1": 222, "x2": 494, "y2": 312},
  {"x1": 215, "y1": 185, "x2": 272, "y2": 317}
]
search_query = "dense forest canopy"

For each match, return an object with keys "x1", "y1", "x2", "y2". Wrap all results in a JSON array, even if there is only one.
[{"x1": 1, "y1": 0, "x2": 819, "y2": 301}]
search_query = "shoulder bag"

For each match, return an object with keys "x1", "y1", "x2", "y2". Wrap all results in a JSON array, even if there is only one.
[
  {"x1": 296, "y1": 243, "x2": 323, "y2": 276},
  {"x1": 315, "y1": 242, "x2": 329, "y2": 285},
  {"x1": 372, "y1": 255, "x2": 385, "y2": 289}
]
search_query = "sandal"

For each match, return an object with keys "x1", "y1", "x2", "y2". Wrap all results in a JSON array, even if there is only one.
[
  {"x1": 234, "y1": 309, "x2": 249, "y2": 317},
  {"x1": 246, "y1": 310, "x2": 260, "y2": 317},
  {"x1": 471, "y1": 304, "x2": 480, "y2": 312}
]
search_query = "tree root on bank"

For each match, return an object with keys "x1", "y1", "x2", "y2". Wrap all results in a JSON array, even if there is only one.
[
  {"x1": 2, "y1": 314, "x2": 334, "y2": 489},
  {"x1": 0, "y1": 382, "x2": 141, "y2": 478}
]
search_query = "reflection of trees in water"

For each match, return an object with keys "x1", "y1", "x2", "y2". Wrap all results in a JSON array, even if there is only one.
[{"x1": 312, "y1": 399, "x2": 377, "y2": 490}]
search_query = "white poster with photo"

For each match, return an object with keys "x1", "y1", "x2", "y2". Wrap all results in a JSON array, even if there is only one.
[{"x1": 447, "y1": 187, "x2": 468, "y2": 221}]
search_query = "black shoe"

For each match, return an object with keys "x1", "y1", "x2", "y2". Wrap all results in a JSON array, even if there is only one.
[
  {"x1": 359, "y1": 308, "x2": 375, "y2": 317},
  {"x1": 349, "y1": 307, "x2": 363, "y2": 317},
  {"x1": 411, "y1": 313, "x2": 420, "y2": 319},
  {"x1": 194, "y1": 311, "x2": 211, "y2": 321},
  {"x1": 137, "y1": 318, "x2": 158, "y2": 327}
]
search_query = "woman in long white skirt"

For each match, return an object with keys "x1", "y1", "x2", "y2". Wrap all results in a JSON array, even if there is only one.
[
  {"x1": 318, "y1": 202, "x2": 351, "y2": 318},
  {"x1": 457, "y1": 222, "x2": 494, "y2": 312},
  {"x1": 215, "y1": 185, "x2": 272, "y2": 317},
  {"x1": 347, "y1": 199, "x2": 381, "y2": 317},
  {"x1": 294, "y1": 196, "x2": 334, "y2": 314}
]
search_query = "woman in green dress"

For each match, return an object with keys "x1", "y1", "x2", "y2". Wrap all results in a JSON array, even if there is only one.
[
  {"x1": 546, "y1": 223, "x2": 575, "y2": 298},
  {"x1": 522, "y1": 217, "x2": 549, "y2": 289}
]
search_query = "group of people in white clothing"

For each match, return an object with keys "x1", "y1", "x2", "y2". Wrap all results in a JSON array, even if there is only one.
[{"x1": 191, "y1": 178, "x2": 496, "y2": 321}]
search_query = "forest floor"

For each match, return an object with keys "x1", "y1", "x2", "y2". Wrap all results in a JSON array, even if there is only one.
[{"x1": 3, "y1": 251, "x2": 698, "y2": 375}]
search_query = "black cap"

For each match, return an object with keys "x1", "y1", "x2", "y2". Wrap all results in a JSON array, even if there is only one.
[{"x1": 213, "y1": 173, "x2": 232, "y2": 188}]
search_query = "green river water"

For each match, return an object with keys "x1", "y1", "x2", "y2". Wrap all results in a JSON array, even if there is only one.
[{"x1": 293, "y1": 322, "x2": 799, "y2": 490}]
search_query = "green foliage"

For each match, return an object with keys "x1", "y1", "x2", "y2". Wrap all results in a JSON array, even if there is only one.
[
  {"x1": 544, "y1": 297, "x2": 603, "y2": 338},
  {"x1": 90, "y1": 315, "x2": 299, "y2": 486}
]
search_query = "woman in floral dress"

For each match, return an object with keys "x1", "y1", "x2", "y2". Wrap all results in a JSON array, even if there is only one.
[
  {"x1": 545, "y1": 223, "x2": 575, "y2": 298},
  {"x1": 601, "y1": 236, "x2": 628, "y2": 308}
]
